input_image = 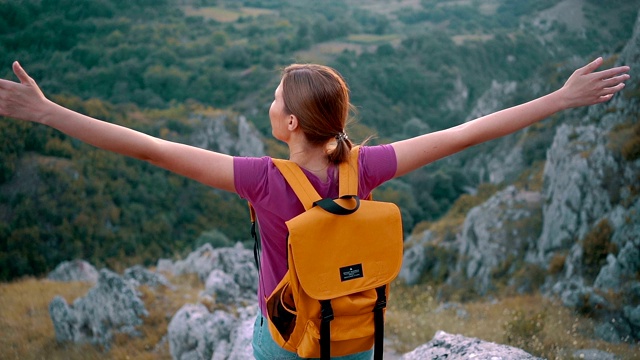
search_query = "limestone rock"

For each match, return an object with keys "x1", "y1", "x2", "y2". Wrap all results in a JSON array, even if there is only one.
[
  {"x1": 189, "y1": 113, "x2": 264, "y2": 157},
  {"x1": 203, "y1": 269, "x2": 241, "y2": 305},
  {"x1": 399, "y1": 230, "x2": 432, "y2": 285},
  {"x1": 47, "y1": 259, "x2": 99, "y2": 283},
  {"x1": 167, "y1": 304, "x2": 256, "y2": 360},
  {"x1": 160, "y1": 243, "x2": 258, "y2": 301},
  {"x1": 49, "y1": 269, "x2": 148, "y2": 350},
  {"x1": 455, "y1": 186, "x2": 542, "y2": 295},
  {"x1": 402, "y1": 331, "x2": 543, "y2": 360},
  {"x1": 226, "y1": 316, "x2": 255, "y2": 360},
  {"x1": 124, "y1": 264, "x2": 174, "y2": 290}
]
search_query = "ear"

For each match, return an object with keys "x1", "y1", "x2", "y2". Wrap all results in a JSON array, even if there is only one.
[{"x1": 287, "y1": 114, "x2": 299, "y2": 131}]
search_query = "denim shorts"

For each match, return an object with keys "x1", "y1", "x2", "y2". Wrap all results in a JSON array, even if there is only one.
[{"x1": 252, "y1": 312, "x2": 374, "y2": 360}]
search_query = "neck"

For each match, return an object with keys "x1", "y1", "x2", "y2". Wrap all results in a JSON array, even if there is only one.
[{"x1": 288, "y1": 140, "x2": 329, "y2": 173}]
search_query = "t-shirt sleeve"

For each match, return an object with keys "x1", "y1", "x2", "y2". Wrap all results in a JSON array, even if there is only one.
[
  {"x1": 233, "y1": 156, "x2": 271, "y2": 202},
  {"x1": 359, "y1": 144, "x2": 397, "y2": 194}
]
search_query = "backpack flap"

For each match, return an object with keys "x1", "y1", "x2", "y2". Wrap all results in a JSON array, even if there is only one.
[{"x1": 286, "y1": 199, "x2": 403, "y2": 300}]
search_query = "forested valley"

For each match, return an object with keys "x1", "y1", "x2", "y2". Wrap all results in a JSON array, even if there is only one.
[{"x1": 1, "y1": 0, "x2": 637, "y2": 281}]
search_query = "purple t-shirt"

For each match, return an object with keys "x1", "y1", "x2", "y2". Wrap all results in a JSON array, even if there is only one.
[{"x1": 233, "y1": 144, "x2": 397, "y2": 314}]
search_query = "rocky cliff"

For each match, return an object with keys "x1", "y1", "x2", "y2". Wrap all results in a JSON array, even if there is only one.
[{"x1": 401, "y1": 10, "x2": 640, "y2": 346}]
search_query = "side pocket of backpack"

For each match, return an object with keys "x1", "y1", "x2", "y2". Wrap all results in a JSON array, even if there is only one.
[{"x1": 266, "y1": 281, "x2": 297, "y2": 341}]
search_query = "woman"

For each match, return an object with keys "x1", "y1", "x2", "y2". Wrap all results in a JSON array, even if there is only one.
[{"x1": 0, "y1": 59, "x2": 630, "y2": 359}]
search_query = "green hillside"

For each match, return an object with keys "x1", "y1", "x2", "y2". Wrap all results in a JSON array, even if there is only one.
[{"x1": 1, "y1": 0, "x2": 638, "y2": 281}]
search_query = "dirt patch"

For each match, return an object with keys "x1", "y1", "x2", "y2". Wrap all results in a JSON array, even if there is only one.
[
  {"x1": 533, "y1": 0, "x2": 586, "y2": 33},
  {"x1": 181, "y1": 6, "x2": 275, "y2": 22}
]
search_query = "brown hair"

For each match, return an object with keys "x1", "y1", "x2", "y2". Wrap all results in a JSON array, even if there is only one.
[{"x1": 281, "y1": 64, "x2": 354, "y2": 164}]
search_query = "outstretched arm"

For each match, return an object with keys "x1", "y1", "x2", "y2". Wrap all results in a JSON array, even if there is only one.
[
  {"x1": 0, "y1": 62, "x2": 235, "y2": 192},
  {"x1": 392, "y1": 57, "x2": 631, "y2": 178}
]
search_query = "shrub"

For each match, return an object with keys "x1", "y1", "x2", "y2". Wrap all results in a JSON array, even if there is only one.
[
  {"x1": 582, "y1": 219, "x2": 617, "y2": 281},
  {"x1": 503, "y1": 309, "x2": 546, "y2": 354},
  {"x1": 547, "y1": 253, "x2": 566, "y2": 275},
  {"x1": 509, "y1": 263, "x2": 547, "y2": 294},
  {"x1": 419, "y1": 244, "x2": 457, "y2": 285},
  {"x1": 621, "y1": 130, "x2": 640, "y2": 161},
  {"x1": 609, "y1": 118, "x2": 640, "y2": 162}
]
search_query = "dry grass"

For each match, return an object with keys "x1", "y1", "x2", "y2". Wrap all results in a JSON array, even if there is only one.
[
  {"x1": 0, "y1": 273, "x2": 202, "y2": 360},
  {"x1": 0, "y1": 278, "x2": 97, "y2": 359},
  {"x1": 2, "y1": 275, "x2": 638, "y2": 359},
  {"x1": 386, "y1": 282, "x2": 640, "y2": 359}
]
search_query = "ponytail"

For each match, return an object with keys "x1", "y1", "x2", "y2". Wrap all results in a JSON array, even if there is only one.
[{"x1": 326, "y1": 132, "x2": 353, "y2": 164}]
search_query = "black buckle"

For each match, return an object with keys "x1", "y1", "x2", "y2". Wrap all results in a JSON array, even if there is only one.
[
  {"x1": 373, "y1": 286, "x2": 387, "y2": 311},
  {"x1": 320, "y1": 300, "x2": 334, "y2": 322},
  {"x1": 374, "y1": 299, "x2": 387, "y2": 311}
]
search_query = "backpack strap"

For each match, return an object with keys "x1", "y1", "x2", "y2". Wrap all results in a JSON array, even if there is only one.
[
  {"x1": 275, "y1": 146, "x2": 362, "y2": 213},
  {"x1": 320, "y1": 300, "x2": 334, "y2": 360},
  {"x1": 249, "y1": 203, "x2": 260, "y2": 270},
  {"x1": 338, "y1": 146, "x2": 360, "y2": 197},
  {"x1": 373, "y1": 285, "x2": 387, "y2": 360},
  {"x1": 272, "y1": 159, "x2": 322, "y2": 210}
]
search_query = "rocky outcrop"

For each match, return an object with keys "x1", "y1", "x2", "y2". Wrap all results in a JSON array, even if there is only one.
[
  {"x1": 45, "y1": 243, "x2": 563, "y2": 359},
  {"x1": 402, "y1": 331, "x2": 542, "y2": 360},
  {"x1": 47, "y1": 259, "x2": 99, "y2": 283},
  {"x1": 535, "y1": 122, "x2": 628, "y2": 262},
  {"x1": 158, "y1": 242, "x2": 258, "y2": 304},
  {"x1": 49, "y1": 269, "x2": 149, "y2": 350},
  {"x1": 48, "y1": 243, "x2": 258, "y2": 357},
  {"x1": 124, "y1": 264, "x2": 174, "y2": 290},
  {"x1": 167, "y1": 304, "x2": 255, "y2": 360},
  {"x1": 399, "y1": 230, "x2": 434, "y2": 285},
  {"x1": 189, "y1": 113, "x2": 264, "y2": 157},
  {"x1": 159, "y1": 243, "x2": 258, "y2": 358},
  {"x1": 455, "y1": 186, "x2": 542, "y2": 295}
]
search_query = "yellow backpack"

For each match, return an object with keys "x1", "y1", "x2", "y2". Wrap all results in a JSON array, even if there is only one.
[{"x1": 250, "y1": 147, "x2": 404, "y2": 359}]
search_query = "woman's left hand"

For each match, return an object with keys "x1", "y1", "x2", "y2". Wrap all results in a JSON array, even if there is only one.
[{"x1": 558, "y1": 57, "x2": 631, "y2": 109}]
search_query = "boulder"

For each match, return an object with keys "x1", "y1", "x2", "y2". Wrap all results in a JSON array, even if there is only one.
[
  {"x1": 398, "y1": 231, "x2": 432, "y2": 285},
  {"x1": 124, "y1": 264, "x2": 174, "y2": 290},
  {"x1": 161, "y1": 243, "x2": 258, "y2": 293},
  {"x1": 203, "y1": 269, "x2": 241, "y2": 305},
  {"x1": 49, "y1": 269, "x2": 148, "y2": 350},
  {"x1": 226, "y1": 316, "x2": 255, "y2": 360},
  {"x1": 47, "y1": 259, "x2": 99, "y2": 283},
  {"x1": 167, "y1": 303, "x2": 256, "y2": 360},
  {"x1": 402, "y1": 331, "x2": 543, "y2": 360}
]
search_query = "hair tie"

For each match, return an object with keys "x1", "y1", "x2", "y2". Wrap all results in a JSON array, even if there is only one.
[{"x1": 335, "y1": 132, "x2": 348, "y2": 142}]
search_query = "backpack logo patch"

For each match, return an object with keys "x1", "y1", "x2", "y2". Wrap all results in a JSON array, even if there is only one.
[{"x1": 340, "y1": 264, "x2": 364, "y2": 282}]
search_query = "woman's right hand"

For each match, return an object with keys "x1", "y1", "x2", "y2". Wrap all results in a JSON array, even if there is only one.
[
  {"x1": 0, "y1": 61, "x2": 52, "y2": 124},
  {"x1": 0, "y1": 61, "x2": 237, "y2": 193}
]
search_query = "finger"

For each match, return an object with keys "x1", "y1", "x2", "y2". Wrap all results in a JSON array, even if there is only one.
[
  {"x1": 596, "y1": 93, "x2": 614, "y2": 104},
  {"x1": 578, "y1": 57, "x2": 603, "y2": 75},
  {"x1": 12, "y1": 61, "x2": 33, "y2": 85},
  {"x1": 601, "y1": 82, "x2": 626, "y2": 96},
  {"x1": 595, "y1": 66, "x2": 631, "y2": 80},
  {"x1": 601, "y1": 73, "x2": 630, "y2": 88}
]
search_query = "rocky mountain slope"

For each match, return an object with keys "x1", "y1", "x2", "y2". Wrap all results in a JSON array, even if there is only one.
[{"x1": 401, "y1": 10, "x2": 640, "y2": 346}]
